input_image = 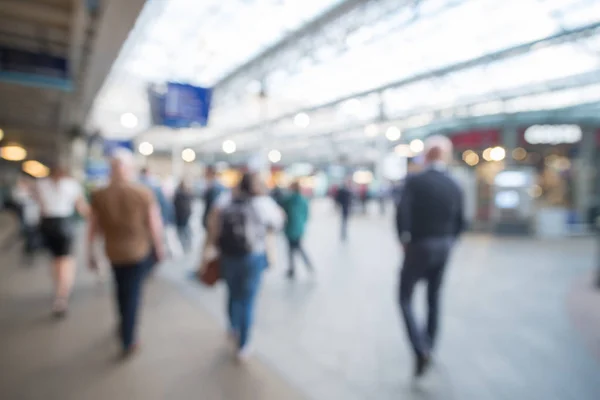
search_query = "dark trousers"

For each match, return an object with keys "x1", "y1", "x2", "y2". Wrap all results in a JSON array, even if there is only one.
[
  {"x1": 399, "y1": 237, "x2": 453, "y2": 358},
  {"x1": 287, "y1": 237, "x2": 313, "y2": 275},
  {"x1": 341, "y1": 211, "x2": 349, "y2": 241},
  {"x1": 222, "y1": 253, "x2": 267, "y2": 349},
  {"x1": 112, "y1": 256, "x2": 150, "y2": 350}
]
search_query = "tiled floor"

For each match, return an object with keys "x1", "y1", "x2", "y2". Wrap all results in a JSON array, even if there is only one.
[
  {"x1": 0, "y1": 214, "x2": 305, "y2": 400},
  {"x1": 1, "y1": 200, "x2": 600, "y2": 400},
  {"x1": 163, "y1": 200, "x2": 600, "y2": 400}
]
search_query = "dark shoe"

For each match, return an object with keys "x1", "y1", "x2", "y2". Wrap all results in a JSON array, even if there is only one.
[
  {"x1": 121, "y1": 343, "x2": 140, "y2": 360},
  {"x1": 414, "y1": 353, "x2": 431, "y2": 378}
]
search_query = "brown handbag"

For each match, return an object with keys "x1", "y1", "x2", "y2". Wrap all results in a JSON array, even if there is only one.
[{"x1": 198, "y1": 256, "x2": 220, "y2": 286}]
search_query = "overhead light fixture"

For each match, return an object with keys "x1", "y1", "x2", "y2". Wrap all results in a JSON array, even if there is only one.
[
  {"x1": 512, "y1": 147, "x2": 527, "y2": 161},
  {"x1": 22, "y1": 160, "x2": 49, "y2": 178},
  {"x1": 490, "y1": 146, "x2": 506, "y2": 161},
  {"x1": 353, "y1": 170, "x2": 373, "y2": 185},
  {"x1": 1, "y1": 145, "x2": 27, "y2": 161},
  {"x1": 365, "y1": 124, "x2": 379, "y2": 137},
  {"x1": 483, "y1": 147, "x2": 493, "y2": 161},
  {"x1": 394, "y1": 144, "x2": 413, "y2": 157},
  {"x1": 138, "y1": 142, "x2": 154, "y2": 156},
  {"x1": 222, "y1": 140, "x2": 236, "y2": 154},
  {"x1": 120, "y1": 112, "x2": 139, "y2": 129},
  {"x1": 463, "y1": 151, "x2": 480, "y2": 166},
  {"x1": 268, "y1": 149, "x2": 282, "y2": 163},
  {"x1": 385, "y1": 126, "x2": 401, "y2": 141},
  {"x1": 0, "y1": 128, "x2": 4, "y2": 141},
  {"x1": 294, "y1": 113, "x2": 310, "y2": 128},
  {"x1": 409, "y1": 139, "x2": 424, "y2": 153},
  {"x1": 181, "y1": 148, "x2": 196, "y2": 162}
]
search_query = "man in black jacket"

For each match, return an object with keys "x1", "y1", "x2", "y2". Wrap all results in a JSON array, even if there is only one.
[{"x1": 396, "y1": 135, "x2": 465, "y2": 377}]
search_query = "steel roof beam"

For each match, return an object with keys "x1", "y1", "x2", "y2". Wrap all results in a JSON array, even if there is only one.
[
  {"x1": 219, "y1": 21, "x2": 600, "y2": 136},
  {"x1": 214, "y1": 0, "x2": 370, "y2": 90},
  {"x1": 197, "y1": 70, "x2": 600, "y2": 152}
]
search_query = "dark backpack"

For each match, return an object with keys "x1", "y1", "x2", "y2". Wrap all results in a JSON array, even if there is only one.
[{"x1": 218, "y1": 199, "x2": 254, "y2": 256}]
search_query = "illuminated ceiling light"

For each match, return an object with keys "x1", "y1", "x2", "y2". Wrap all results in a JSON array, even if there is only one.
[
  {"x1": 120, "y1": 112, "x2": 139, "y2": 129},
  {"x1": 0, "y1": 128, "x2": 4, "y2": 141},
  {"x1": 22, "y1": 160, "x2": 49, "y2": 178},
  {"x1": 528, "y1": 185, "x2": 543, "y2": 198},
  {"x1": 222, "y1": 140, "x2": 236, "y2": 154},
  {"x1": 464, "y1": 152, "x2": 480, "y2": 166},
  {"x1": 138, "y1": 142, "x2": 154, "y2": 156},
  {"x1": 512, "y1": 147, "x2": 527, "y2": 161},
  {"x1": 294, "y1": 112, "x2": 310, "y2": 128},
  {"x1": 1, "y1": 145, "x2": 27, "y2": 161},
  {"x1": 394, "y1": 144, "x2": 413, "y2": 157},
  {"x1": 490, "y1": 146, "x2": 506, "y2": 162},
  {"x1": 462, "y1": 150, "x2": 475, "y2": 161},
  {"x1": 483, "y1": 147, "x2": 493, "y2": 161},
  {"x1": 409, "y1": 139, "x2": 424, "y2": 153},
  {"x1": 365, "y1": 124, "x2": 379, "y2": 137},
  {"x1": 181, "y1": 148, "x2": 196, "y2": 163},
  {"x1": 268, "y1": 149, "x2": 282, "y2": 163},
  {"x1": 352, "y1": 170, "x2": 373, "y2": 185},
  {"x1": 385, "y1": 126, "x2": 401, "y2": 141},
  {"x1": 524, "y1": 125, "x2": 582, "y2": 144}
]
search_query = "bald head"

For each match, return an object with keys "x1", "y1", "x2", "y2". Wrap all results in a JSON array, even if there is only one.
[
  {"x1": 424, "y1": 135, "x2": 453, "y2": 164},
  {"x1": 110, "y1": 148, "x2": 136, "y2": 180}
]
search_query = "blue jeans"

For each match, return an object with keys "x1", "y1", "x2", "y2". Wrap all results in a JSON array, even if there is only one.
[
  {"x1": 221, "y1": 253, "x2": 267, "y2": 349},
  {"x1": 112, "y1": 255, "x2": 151, "y2": 350}
]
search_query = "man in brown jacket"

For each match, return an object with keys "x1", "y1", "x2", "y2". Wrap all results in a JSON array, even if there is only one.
[{"x1": 87, "y1": 149, "x2": 165, "y2": 357}]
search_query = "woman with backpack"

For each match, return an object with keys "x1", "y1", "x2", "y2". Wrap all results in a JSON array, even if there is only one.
[{"x1": 204, "y1": 172, "x2": 284, "y2": 360}]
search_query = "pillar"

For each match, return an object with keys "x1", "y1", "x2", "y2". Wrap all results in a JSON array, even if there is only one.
[
  {"x1": 574, "y1": 128, "x2": 595, "y2": 220},
  {"x1": 501, "y1": 125, "x2": 519, "y2": 166}
]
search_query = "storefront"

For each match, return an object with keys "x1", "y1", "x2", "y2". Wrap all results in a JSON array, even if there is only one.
[
  {"x1": 450, "y1": 130, "x2": 501, "y2": 223},
  {"x1": 516, "y1": 125, "x2": 581, "y2": 210}
]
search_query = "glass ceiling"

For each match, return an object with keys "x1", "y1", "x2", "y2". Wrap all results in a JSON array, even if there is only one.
[
  {"x1": 89, "y1": 0, "x2": 600, "y2": 155},
  {"x1": 88, "y1": 0, "x2": 345, "y2": 137}
]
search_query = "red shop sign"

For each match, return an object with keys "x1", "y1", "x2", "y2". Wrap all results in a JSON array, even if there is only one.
[{"x1": 449, "y1": 129, "x2": 500, "y2": 149}]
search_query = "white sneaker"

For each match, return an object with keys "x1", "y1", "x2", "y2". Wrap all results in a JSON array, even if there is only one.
[{"x1": 236, "y1": 346, "x2": 253, "y2": 362}]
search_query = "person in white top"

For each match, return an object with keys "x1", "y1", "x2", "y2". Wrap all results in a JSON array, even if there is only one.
[
  {"x1": 35, "y1": 164, "x2": 89, "y2": 317},
  {"x1": 204, "y1": 172, "x2": 284, "y2": 361}
]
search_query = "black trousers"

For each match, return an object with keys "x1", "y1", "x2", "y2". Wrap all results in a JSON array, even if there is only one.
[
  {"x1": 340, "y1": 211, "x2": 349, "y2": 241},
  {"x1": 287, "y1": 238, "x2": 313, "y2": 274},
  {"x1": 399, "y1": 237, "x2": 453, "y2": 358},
  {"x1": 112, "y1": 255, "x2": 151, "y2": 350}
]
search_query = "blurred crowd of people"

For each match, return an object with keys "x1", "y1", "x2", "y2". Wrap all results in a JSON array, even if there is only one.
[{"x1": 1, "y1": 135, "x2": 464, "y2": 378}]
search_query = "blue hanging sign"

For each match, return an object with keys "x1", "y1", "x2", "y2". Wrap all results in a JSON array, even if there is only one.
[{"x1": 147, "y1": 82, "x2": 212, "y2": 128}]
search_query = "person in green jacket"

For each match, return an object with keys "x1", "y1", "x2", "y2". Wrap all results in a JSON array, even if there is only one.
[{"x1": 281, "y1": 181, "x2": 314, "y2": 279}]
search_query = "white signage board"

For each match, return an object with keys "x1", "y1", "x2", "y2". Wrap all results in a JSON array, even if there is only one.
[{"x1": 524, "y1": 125, "x2": 582, "y2": 145}]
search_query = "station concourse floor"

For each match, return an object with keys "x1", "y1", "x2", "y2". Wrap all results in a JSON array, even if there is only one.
[{"x1": 1, "y1": 200, "x2": 600, "y2": 400}]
